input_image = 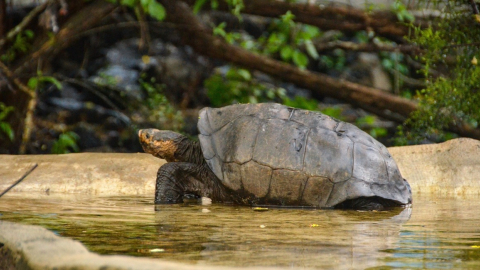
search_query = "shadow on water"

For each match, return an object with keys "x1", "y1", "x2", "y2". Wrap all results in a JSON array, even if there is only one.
[{"x1": 1, "y1": 193, "x2": 480, "y2": 269}]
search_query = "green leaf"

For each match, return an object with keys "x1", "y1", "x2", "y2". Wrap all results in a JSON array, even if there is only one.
[
  {"x1": 211, "y1": 0, "x2": 218, "y2": 9},
  {"x1": 213, "y1": 22, "x2": 226, "y2": 37},
  {"x1": 42, "y1": 76, "x2": 63, "y2": 90},
  {"x1": 280, "y1": 45, "x2": 294, "y2": 61},
  {"x1": 283, "y1": 96, "x2": 318, "y2": 111},
  {"x1": 321, "y1": 106, "x2": 344, "y2": 120},
  {"x1": 140, "y1": 0, "x2": 149, "y2": 8},
  {"x1": 52, "y1": 132, "x2": 79, "y2": 154},
  {"x1": 236, "y1": 69, "x2": 251, "y2": 81},
  {"x1": 241, "y1": 40, "x2": 255, "y2": 50},
  {"x1": 370, "y1": 127, "x2": 388, "y2": 138},
  {"x1": 281, "y1": 11, "x2": 295, "y2": 22},
  {"x1": 193, "y1": 0, "x2": 208, "y2": 14},
  {"x1": 24, "y1": 30, "x2": 34, "y2": 39},
  {"x1": 121, "y1": 0, "x2": 137, "y2": 7},
  {"x1": 0, "y1": 122, "x2": 14, "y2": 141},
  {"x1": 302, "y1": 25, "x2": 320, "y2": 39},
  {"x1": 147, "y1": 1, "x2": 166, "y2": 21},
  {"x1": 27, "y1": 77, "x2": 38, "y2": 89},
  {"x1": 0, "y1": 105, "x2": 13, "y2": 121},
  {"x1": 292, "y1": 50, "x2": 308, "y2": 68},
  {"x1": 304, "y1": 40, "x2": 319, "y2": 60}
]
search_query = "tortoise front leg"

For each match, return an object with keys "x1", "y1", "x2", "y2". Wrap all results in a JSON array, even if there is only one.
[{"x1": 155, "y1": 162, "x2": 229, "y2": 204}]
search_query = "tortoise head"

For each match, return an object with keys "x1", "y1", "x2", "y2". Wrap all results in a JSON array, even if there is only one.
[{"x1": 138, "y1": 129, "x2": 185, "y2": 162}]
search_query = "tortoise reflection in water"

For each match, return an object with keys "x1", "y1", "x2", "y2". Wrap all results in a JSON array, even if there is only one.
[{"x1": 138, "y1": 103, "x2": 412, "y2": 210}]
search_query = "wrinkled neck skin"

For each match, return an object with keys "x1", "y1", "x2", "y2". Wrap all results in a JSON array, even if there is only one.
[{"x1": 173, "y1": 137, "x2": 206, "y2": 165}]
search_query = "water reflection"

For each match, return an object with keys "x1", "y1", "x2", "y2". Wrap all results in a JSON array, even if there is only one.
[{"x1": 1, "y1": 193, "x2": 480, "y2": 269}]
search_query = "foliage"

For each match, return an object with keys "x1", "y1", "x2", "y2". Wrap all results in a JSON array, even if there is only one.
[
  {"x1": 51, "y1": 131, "x2": 79, "y2": 154},
  {"x1": 205, "y1": 67, "x2": 287, "y2": 106},
  {"x1": 27, "y1": 73, "x2": 62, "y2": 91},
  {"x1": 109, "y1": 0, "x2": 166, "y2": 20},
  {"x1": 320, "y1": 106, "x2": 345, "y2": 121},
  {"x1": 391, "y1": 1, "x2": 415, "y2": 23},
  {"x1": 1, "y1": 30, "x2": 34, "y2": 63},
  {"x1": 283, "y1": 96, "x2": 318, "y2": 111},
  {"x1": 139, "y1": 76, "x2": 184, "y2": 132},
  {"x1": 207, "y1": 9, "x2": 322, "y2": 108},
  {"x1": 258, "y1": 11, "x2": 320, "y2": 69},
  {"x1": 397, "y1": 0, "x2": 480, "y2": 144},
  {"x1": 193, "y1": 0, "x2": 242, "y2": 17},
  {"x1": 0, "y1": 103, "x2": 15, "y2": 142},
  {"x1": 356, "y1": 115, "x2": 388, "y2": 139},
  {"x1": 319, "y1": 48, "x2": 347, "y2": 72}
]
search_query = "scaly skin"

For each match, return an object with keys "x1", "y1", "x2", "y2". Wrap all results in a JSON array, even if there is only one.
[{"x1": 138, "y1": 129, "x2": 232, "y2": 204}]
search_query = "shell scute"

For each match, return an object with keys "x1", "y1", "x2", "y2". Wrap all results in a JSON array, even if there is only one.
[
  {"x1": 197, "y1": 103, "x2": 411, "y2": 207},
  {"x1": 303, "y1": 127, "x2": 353, "y2": 182}
]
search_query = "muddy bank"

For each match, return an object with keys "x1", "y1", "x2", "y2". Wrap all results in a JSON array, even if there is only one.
[{"x1": 1, "y1": 138, "x2": 480, "y2": 196}]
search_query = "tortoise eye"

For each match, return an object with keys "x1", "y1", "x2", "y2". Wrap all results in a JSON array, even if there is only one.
[{"x1": 145, "y1": 133, "x2": 150, "y2": 139}]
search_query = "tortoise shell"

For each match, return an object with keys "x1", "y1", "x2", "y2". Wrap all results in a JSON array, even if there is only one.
[{"x1": 198, "y1": 103, "x2": 411, "y2": 207}]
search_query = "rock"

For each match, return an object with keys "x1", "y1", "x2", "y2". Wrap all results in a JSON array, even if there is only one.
[
  {"x1": 0, "y1": 153, "x2": 162, "y2": 195},
  {"x1": 1, "y1": 138, "x2": 480, "y2": 196},
  {"x1": 389, "y1": 138, "x2": 480, "y2": 195}
]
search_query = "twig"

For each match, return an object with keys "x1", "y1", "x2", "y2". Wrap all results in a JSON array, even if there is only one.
[
  {"x1": 0, "y1": 60, "x2": 33, "y2": 97},
  {"x1": 314, "y1": 40, "x2": 421, "y2": 54},
  {"x1": 0, "y1": 1, "x2": 50, "y2": 50},
  {"x1": 444, "y1": 41, "x2": 480, "y2": 48},
  {"x1": 469, "y1": 0, "x2": 479, "y2": 14},
  {"x1": 19, "y1": 89, "x2": 37, "y2": 154},
  {"x1": 134, "y1": 3, "x2": 151, "y2": 52},
  {"x1": 0, "y1": 164, "x2": 38, "y2": 198}
]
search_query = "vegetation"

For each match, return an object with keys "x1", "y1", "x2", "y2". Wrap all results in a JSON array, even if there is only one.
[
  {"x1": 0, "y1": 0, "x2": 479, "y2": 154},
  {"x1": 397, "y1": 0, "x2": 480, "y2": 144},
  {"x1": 0, "y1": 102, "x2": 14, "y2": 142},
  {"x1": 51, "y1": 131, "x2": 79, "y2": 154}
]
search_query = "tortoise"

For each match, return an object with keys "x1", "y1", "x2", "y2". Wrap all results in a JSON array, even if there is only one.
[{"x1": 138, "y1": 103, "x2": 412, "y2": 210}]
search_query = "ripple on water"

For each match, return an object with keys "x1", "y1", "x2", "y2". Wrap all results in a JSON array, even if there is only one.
[{"x1": 1, "y1": 193, "x2": 480, "y2": 269}]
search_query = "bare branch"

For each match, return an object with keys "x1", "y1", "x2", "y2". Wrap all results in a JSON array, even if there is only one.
[
  {"x1": 314, "y1": 40, "x2": 421, "y2": 53},
  {"x1": 469, "y1": 0, "x2": 479, "y2": 14},
  {"x1": 181, "y1": 0, "x2": 409, "y2": 41},
  {"x1": 0, "y1": 1, "x2": 50, "y2": 50},
  {"x1": 0, "y1": 61, "x2": 33, "y2": 97}
]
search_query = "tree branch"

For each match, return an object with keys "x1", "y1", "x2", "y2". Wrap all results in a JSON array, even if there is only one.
[
  {"x1": 469, "y1": 0, "x2": 479, "y2": 14},
  {"x1": 314, "y1": 40, "x2": 421, "y2": 53},
  {"x1": 182, "y1": 0, "x2": 409, "y2": 41},
  {"x1": 0, "y1": 60, "x2": 33, "y2": 97}
]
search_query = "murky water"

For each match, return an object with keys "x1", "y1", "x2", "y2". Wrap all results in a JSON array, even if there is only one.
[{"x1": 1, "y1": 193, "x2": 480, "y2": 269}]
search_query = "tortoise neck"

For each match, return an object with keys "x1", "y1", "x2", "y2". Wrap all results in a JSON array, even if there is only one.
[{"x1": 174, "y1": 137, "x2": 206, "y2": 165}]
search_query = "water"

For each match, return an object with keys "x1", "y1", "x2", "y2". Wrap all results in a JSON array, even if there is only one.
[{"x1": 1, "y1": 193, "x2": 480, "y2": 269}]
